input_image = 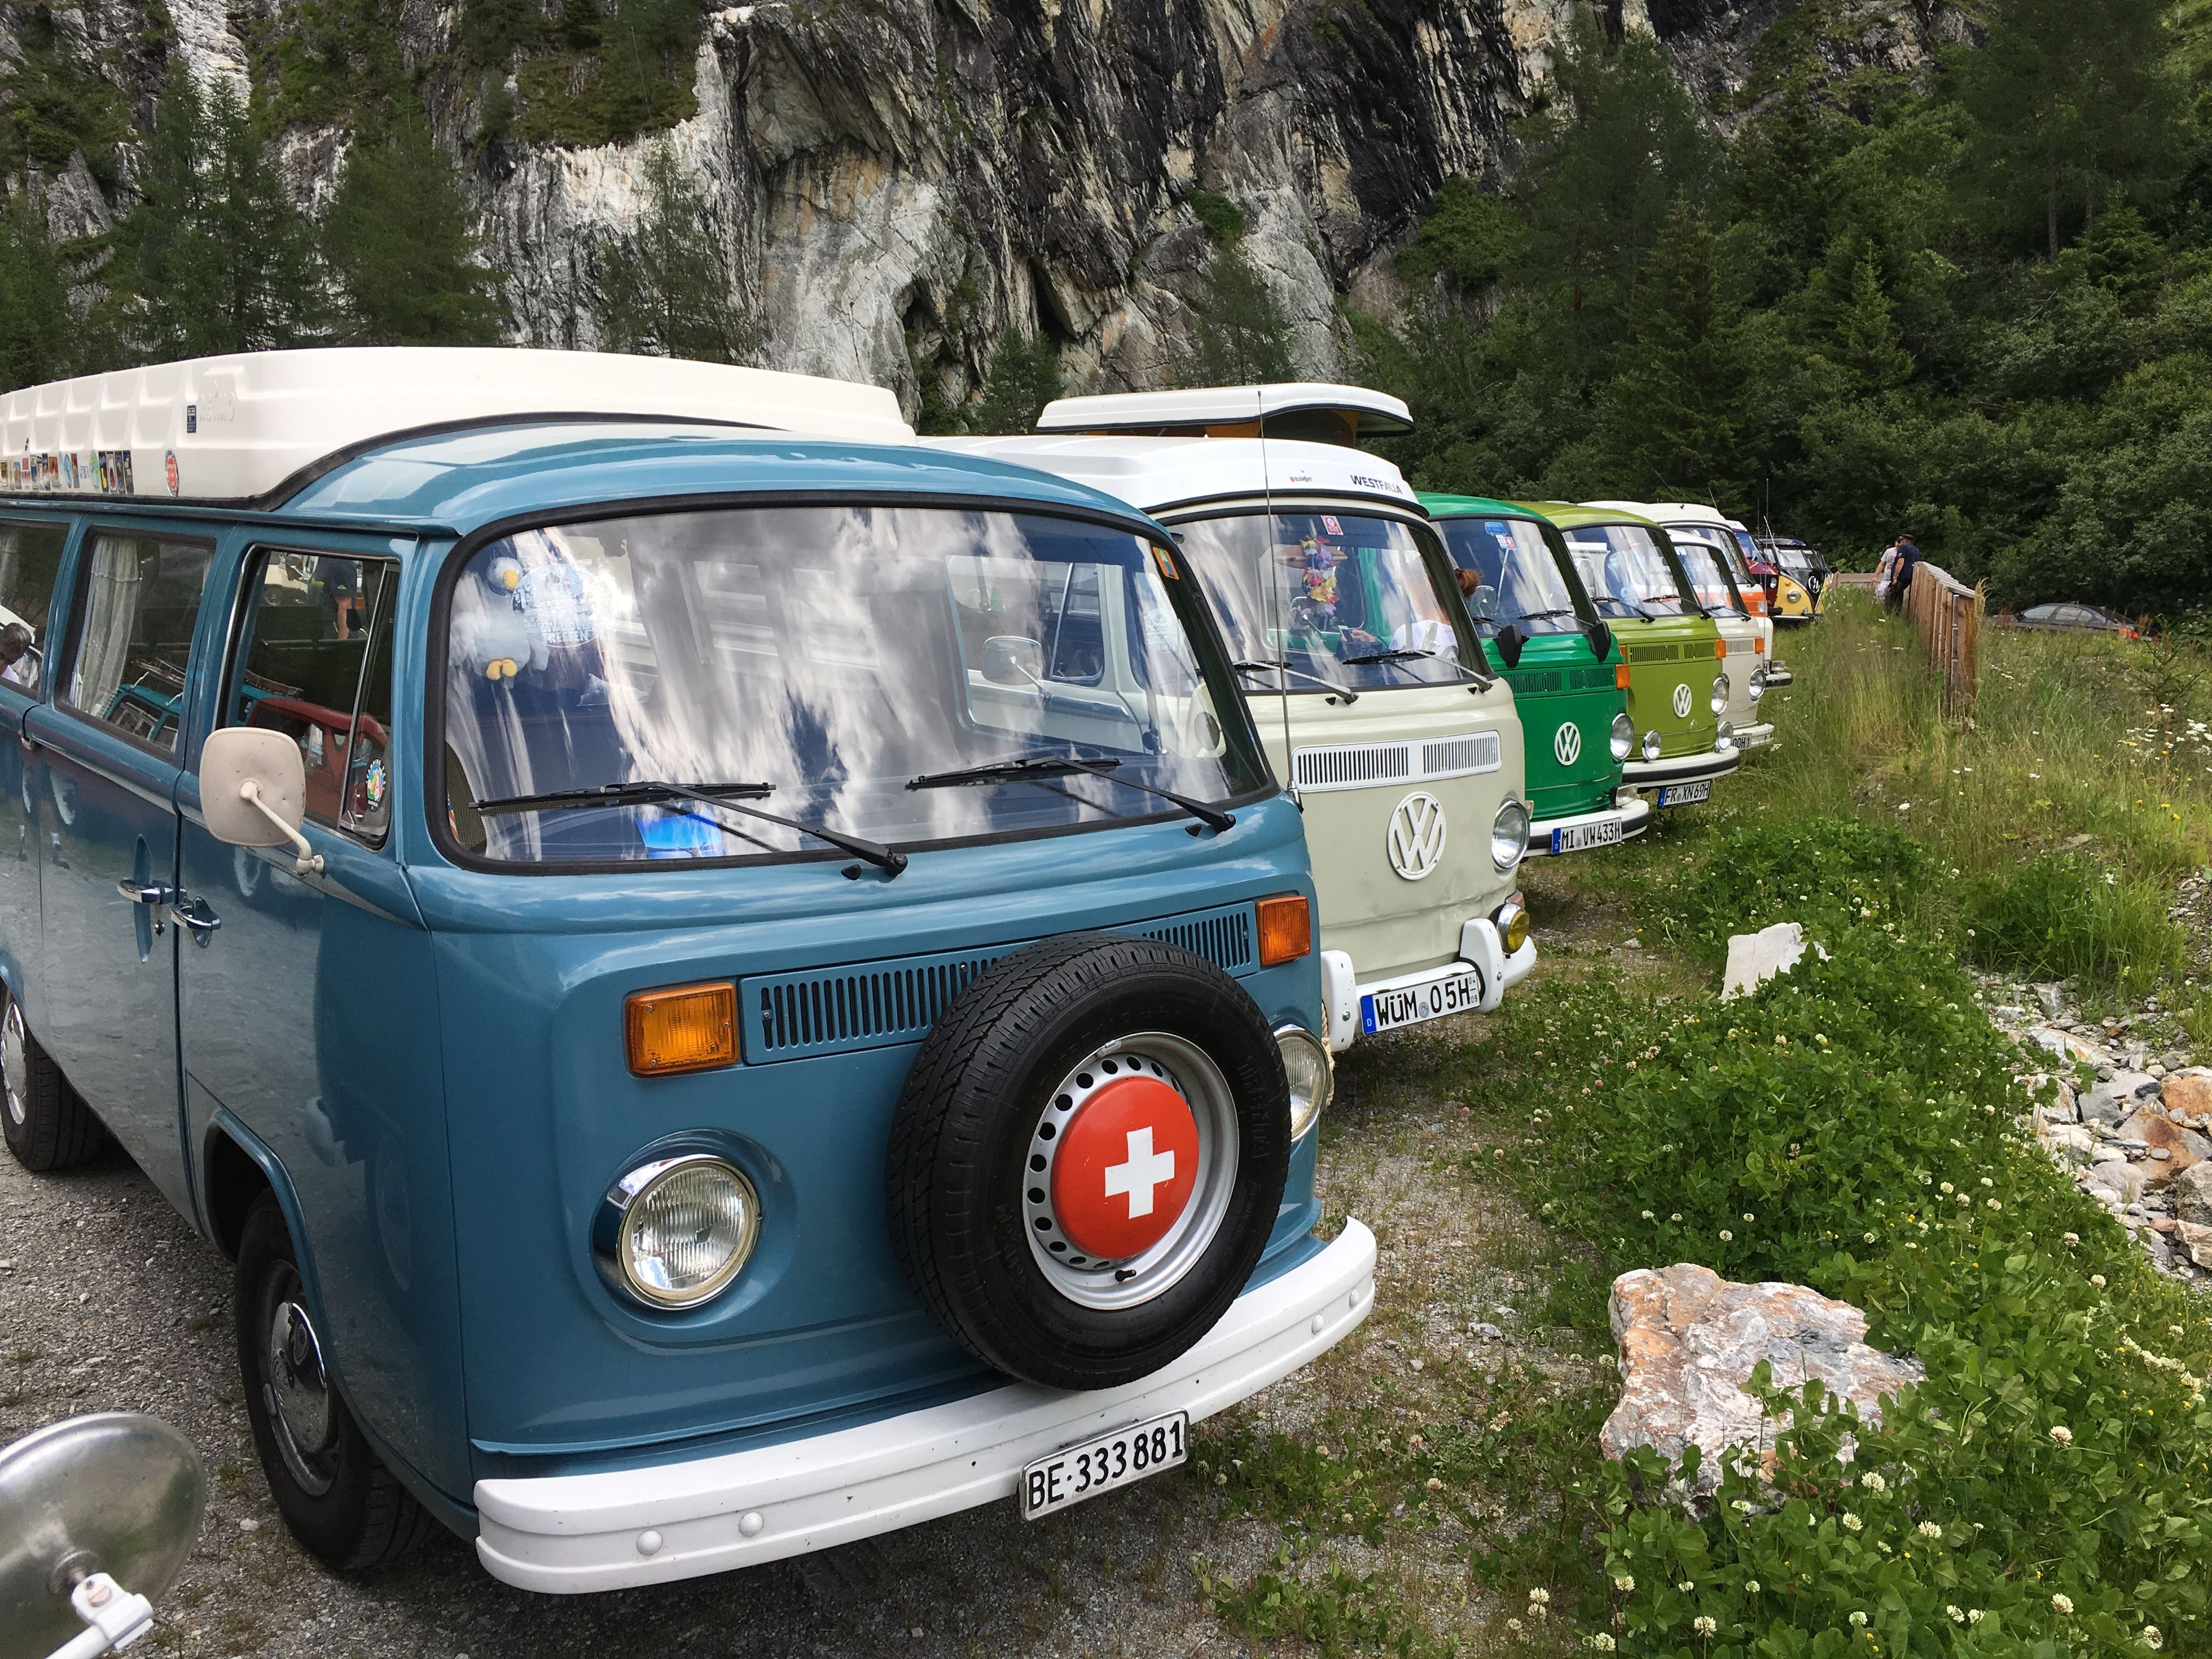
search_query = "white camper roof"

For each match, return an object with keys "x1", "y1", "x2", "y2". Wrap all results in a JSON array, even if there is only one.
[
  {"x1": 930, "y1": 434, "x2": 1420, "y2": 518},
  {"x1": 1034, "y1": 382, "x2": 1413, "y2": 442},
  {"x1": 1587, "y1": 499, "x2": 1733, "y2": 531},
  {"x1": 0, "y1": 348, "x2": 913, "y2": 504}
]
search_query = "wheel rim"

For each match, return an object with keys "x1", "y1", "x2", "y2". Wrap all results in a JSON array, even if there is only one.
[
  {"x1": 259, "y1": 1265, "x2": 338, "y2": 1497},
  {"x1": 2, "y1": 999, "x2": 28, "y2": 1129},
  {"x1": 1022, "y1": 1032, "x2": 1241, "y2": 1312}
]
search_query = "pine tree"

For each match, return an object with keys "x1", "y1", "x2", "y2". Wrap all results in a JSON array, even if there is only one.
[
  {"x1": 1591, "y1": 196, "x2": 1746, "y2": 501},
  {"x1": 1184, "y1": 238, "x2": 1297, "y2": 386},
  {"x1": 592, "y1": 142, "x2": 752, "y2": 362},
  {"x1": 107, "y1": 62, "x2": 329, "y2": 359},
  {"x1": 1955, "y1": 0, "x2": 2180, "y2": 257},
  {"x1": 967, "y1": 325, "x2": 1063, "y2": 433},
  {"x1": 1832, "y1": 245, "x2": 1913, "y2": 392},
  {"x1": 0, "y1": 196, "x2": 74, "y2": 391},
  {"x1": 326, "y1": 107, "x2": 505, "y2": 345}
]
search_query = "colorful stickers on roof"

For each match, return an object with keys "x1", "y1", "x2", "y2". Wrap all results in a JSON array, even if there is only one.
[{"x1": 1, "y1": 449, "x2": 139, "y2": 495}]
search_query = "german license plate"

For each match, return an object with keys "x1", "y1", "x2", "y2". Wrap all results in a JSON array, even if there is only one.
[
  {"x1": 1021, "y1": 1411, "x2": 1188, "y2": 1520},
  {"x1": 1361, "y1": 968, "x2": 1483, "y2": 1035},
  {"x1": 1657, "y1": 780, "x2": 1711, "y2": 808},
  {"x1": 1550, "y1": 819, "x2": 1622, "y2": 854}
]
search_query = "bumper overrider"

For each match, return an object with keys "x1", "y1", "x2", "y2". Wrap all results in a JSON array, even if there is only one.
[
  {"x1": 1620, "y1": 747, "x2": 1742, "y2": 792},
  {"x1": 1524, "y1": 793, "x2": 1653, "y2": 857},
  {"x1": 474, "y1": 1221, "x2": 1379, "y2": 1592},
  {"x1": 1763, "y1": 661, "x2": 1793, "y2": 687}
]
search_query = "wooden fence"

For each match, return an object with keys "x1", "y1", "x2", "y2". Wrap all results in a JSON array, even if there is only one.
[{"x1": 1903, "y1": 560, "x2": 1983, "y2": 716}]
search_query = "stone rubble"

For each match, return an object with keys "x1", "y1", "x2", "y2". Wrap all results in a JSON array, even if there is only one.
[
  {"x1": 1601, "y1": 1263, "x2": 1926, "y2": 1496},
  {"x1": 1975, "y1": 965, "x2": 2212, "y2": 1282}
]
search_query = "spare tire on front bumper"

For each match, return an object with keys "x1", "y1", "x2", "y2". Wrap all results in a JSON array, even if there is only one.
[{"x1": 884, "y1": 933, "x2": 1292, "y2": 1391}]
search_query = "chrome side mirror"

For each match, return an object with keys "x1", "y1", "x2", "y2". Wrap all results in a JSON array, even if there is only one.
[
  {"x1": 200, "y1": 728, "x2": 323, "y2": 875},
  {"x1": 0, "y1": 1413, "x2": 206, "y2": 1659}
]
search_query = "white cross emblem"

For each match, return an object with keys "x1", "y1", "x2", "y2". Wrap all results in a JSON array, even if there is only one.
[{"x1": 1103, "y1": 1126, "x2": 1177, "y2": 1219}]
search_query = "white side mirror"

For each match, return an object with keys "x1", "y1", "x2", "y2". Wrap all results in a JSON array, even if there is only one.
[{"x1": 200, "y1": 728, "x2": 324, "y2": 875}]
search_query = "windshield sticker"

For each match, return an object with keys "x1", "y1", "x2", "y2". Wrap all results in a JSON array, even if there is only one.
[
  {"x1": 364, "y1": 759, "x2": 387, "y2": 812},
  {"x1": 1321, "y1": 515, "x2": 1342, "y2": 535},
  {"x1": 1150, "y1": 544, "x2": 1179, "y2": 581}
]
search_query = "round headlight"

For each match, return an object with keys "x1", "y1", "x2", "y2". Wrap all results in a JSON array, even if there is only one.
[
  {"x1": 597, "y1": 1154, "x2": 760, "y2": 1309},
  {"x1": 1496, "y1": 900, "x2": 1531, "y2": 955},
  {"x1": 1748, "y1": 664, "x2": 1767, "y2": 701},
  {"x1": 1716, "y1": 720, "x2": 1735, "y2": 752},
  {"x1": 1275, "y1": 1025, "x2": 1332, "y2": 1141},
  {"x1": 1491, "y1": 798, "x2": 1530, "y2": 870},
  {"x1": 1641, "y1": 729, "x2": 1662, "y2": 763},
  {"x1": 1609, "y1": 711, "x2": 1633, "y2": 762},
  {"x1": 1710, "y1": 673, "x2": 1729, "y2": 715}
]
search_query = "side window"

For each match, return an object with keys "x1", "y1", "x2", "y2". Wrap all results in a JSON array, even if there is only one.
[
  {"x1": 0, "y1": 519, "x2": 66, "y2": 695},
  {"x1": 63, "y1": 533, "x2": 216, "y2": 753},
  {"x1": 229, "y1": 551, "x2": 399, "y2": 842}
]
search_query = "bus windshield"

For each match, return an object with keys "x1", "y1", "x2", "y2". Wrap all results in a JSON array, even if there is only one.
[
  {"x1": 1172, "y1": 510, "x2": 1474, "y2": 692},
  {"x1": 440, "y1": 504, "x2": 1267, "y2": 866},
  {"x1": 1434, "y1": 516, "x2": 1587, "y2": 634},
  {"x1": 1560, "y1": 524, "x2": 1690, "y2": 618},
  {"x1": 1669, "y1": 534, "x2": 1745, "y2": 617}
]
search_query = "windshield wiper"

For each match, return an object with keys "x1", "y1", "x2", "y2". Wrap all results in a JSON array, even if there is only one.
[
  {"x1": 908, "y1": 751, "x2": 1234, "y2": 834},
  {"x1": 474, "y1": 779, "x2": 908, "y2": 877},
  {"x1": 1512, "y1": 608, "x2": 1584, "y2": 624},
  {"x1": 1233, "y1": 657, "x2": 1358, "y2": 704},
  {"x1": 1340, "y1": 646, "x2": 1494, "y2": 690}
]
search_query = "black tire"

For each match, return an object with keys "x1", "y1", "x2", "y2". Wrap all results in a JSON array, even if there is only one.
[
  {"x1": 885, "y1": 933, "x2": 1290, "y2": 1390},
  {"x1": 234, "y1": 1192, "x2": 436, "y2": 1571},
  {"x1": 0, "y1": 987, "x2": 108, "y2": 1172}
]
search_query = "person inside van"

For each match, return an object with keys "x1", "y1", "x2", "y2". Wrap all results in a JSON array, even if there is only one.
[{"x1": 0, "y1": 620, "x2": 39, "y2": 691}]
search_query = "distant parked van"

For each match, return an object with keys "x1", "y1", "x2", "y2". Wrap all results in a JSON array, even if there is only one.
[
  {"x1": 0, "y1": 350, "x2": 1371, "y2": 1593},
  {"x1": 942, "y1": 385, "x2": 1535, "y2": 1053}
]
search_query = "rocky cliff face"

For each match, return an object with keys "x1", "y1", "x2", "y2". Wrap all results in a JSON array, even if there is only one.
[{"x1": 3, "y1": 0, "x2": 1963, "y2": 416}]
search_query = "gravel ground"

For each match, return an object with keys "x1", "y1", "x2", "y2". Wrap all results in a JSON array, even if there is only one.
[{"x1": 1, "y1": 867, "x2": 1624, "y2": 1658}]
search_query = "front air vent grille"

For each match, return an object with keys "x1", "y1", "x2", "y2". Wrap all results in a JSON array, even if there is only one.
[
  {"x1": 1627, "y1": 644, "x2": 1683, "y2": 663},
  {"x1": 739, "y1": 903, "x2": 1259, "y2": 1062},
  {"x1": 1506, "y1": 666, "x2": 1614, "y2": 695},
  {"x1": 1294, "y1": 733, "x2": 1499, "y2": 794},
  {"x1": 1292, "y1": 741, "x2": 1414, "y2": 792},
  {"x1": 1420, "y1": 732, "x2": 1501, "y2": 779}
]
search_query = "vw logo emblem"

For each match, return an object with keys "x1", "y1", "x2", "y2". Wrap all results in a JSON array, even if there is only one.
[
  {"x1": 1671, "y1": 681, "x2": 1694, "y2": 720},
  {"x1": 1387, "y1": 791, "x2": 1448, "y2": 881},
  {"x1": 1552, "y1": 721, "x2": 1582, "y2": 767}
]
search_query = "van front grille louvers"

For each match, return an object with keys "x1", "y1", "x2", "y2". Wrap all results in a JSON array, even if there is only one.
[
  {"x1": 738, "y1": 904, "x2": 1258, "y2": 1062},
  {"x1": 1291, "y1": 731, "x2": 1500, "y2": 795},
  {"x1": 1504, "y1": 666, "x2": 1615, "y2": 695},
  {"x1": 1626, "y1": 643, "x2": 1684, "y2": 663}
]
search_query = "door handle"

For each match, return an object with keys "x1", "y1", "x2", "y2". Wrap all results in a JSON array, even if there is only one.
[
  {"x1": 117, "y1": 878, "x2": 177, "y2": 906},
  {"x1": 169, "y1": 893, "x2": 221, "y2": 945}
]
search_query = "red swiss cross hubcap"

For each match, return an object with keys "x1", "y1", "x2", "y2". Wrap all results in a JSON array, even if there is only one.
[{"x1": 1049, "y1": 1075, "x2": 1200, "y2": 1260}]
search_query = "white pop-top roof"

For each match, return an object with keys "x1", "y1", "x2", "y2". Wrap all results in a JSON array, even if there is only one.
[
  {"x1": 1586, "y1": 499, "x2": 1733, "y2": 532},
  {"x1": 1035, "y1": 382, "x2": 1413, "y2": 439},
  {"x1": 929, "y1": 433, "x2": 1419, "y2": 517},
  {"x1": 0, "y1": 347, "x2": 914, "y2": 503}
]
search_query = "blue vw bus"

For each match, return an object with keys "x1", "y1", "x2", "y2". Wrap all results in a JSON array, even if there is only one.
[{"x1": 0, "y1": 350, "x2": 1372, "y2": 1591}]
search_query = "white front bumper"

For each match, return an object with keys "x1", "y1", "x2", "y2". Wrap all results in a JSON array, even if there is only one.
[
  {"x1": 1524, "y1": 794, "x2": 1653, "y2": 856},
  {"x1": 1732, "y1": 721, "x2": 1775, "y2": 751},
  {"x1": 474, "y1": 1221, "x2": 1378, "y2": 1593}
]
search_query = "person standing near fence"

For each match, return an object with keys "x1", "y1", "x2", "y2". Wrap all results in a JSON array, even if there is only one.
[
  {"x1": 1887, "y1": 532, "x2": 1921, "y2": 612},
  {"x1": 1873, "y1": 537, "x2": 1900, "y2": 606}
]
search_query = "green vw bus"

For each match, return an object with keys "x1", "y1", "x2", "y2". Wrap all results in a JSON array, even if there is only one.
[
  {"x1": 1419, "y1": 494, "x2": 1648, "y2": 856},
  {"x1": 1528, "y1": 503, "x2": 1738, "y2": 812}
]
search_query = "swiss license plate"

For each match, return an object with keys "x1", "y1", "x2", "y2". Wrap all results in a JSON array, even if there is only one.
[
  {"x1": 1361, "y1": 968, "x2": 1483, "y2": 1035},
  {"x1": 1550, "y1": 819, "x2": 1623, "y2": 854},
  {"x1": 1021, "y1": 1411, "x2": 1188, "y2": 1520},
  {"x1": 1657, "y1": 780, "x2": 1712, "y2": 809}
]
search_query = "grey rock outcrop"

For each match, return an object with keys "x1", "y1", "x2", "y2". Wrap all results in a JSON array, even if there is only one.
[{"x1": 1600, "y1": 1263, "x2": 1923, "y2": 1495}]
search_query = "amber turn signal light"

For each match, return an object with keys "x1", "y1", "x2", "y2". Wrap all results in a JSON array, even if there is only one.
[
  {"x1": 1614, "y1": 663, "x2": 1631, "y2": 690},
  {"x1": 1257, "y1": 893, "x2": 1313, "y2": 967},
  {"x1": 1714, "y1": 638, "x2": 1728, "y2": 660},
  {"x1": 626, "y1": 982, "x2": 737, "y2": 1075}
]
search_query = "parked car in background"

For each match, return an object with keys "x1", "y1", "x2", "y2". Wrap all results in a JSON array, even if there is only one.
[
  {"x1": 1759, "y1": 537, "x2": 1831, "y2": 618},
  {"x1": 2012, "y1": 602, "x2": 2142, "y2": 638},
  {"x1": 945, "y1": 384, "x2": 1537, "y2": 1055},
  {"x1": 1419, "y1": 493, "x2": 1649, "y2": 857},
  {"x1": 0, "y1": 349, "x2": 1370, "y2": 1593},
  {"x1": 1529, "y1": 503, "x2": 1738, "y2": 813}
]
